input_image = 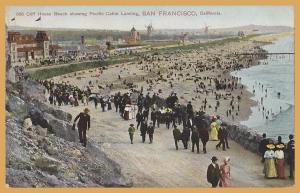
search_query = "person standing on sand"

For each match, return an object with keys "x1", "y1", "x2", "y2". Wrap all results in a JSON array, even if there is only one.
[
  {"x1": 216, "y1": 126, "x2": 226, "y2": 151},
  {"x1": 187, "y1": 101, "x2": 194, "y2": 119},
  {"x1": 223, "y1": 125, "x2": 230, "y2": 149},
  {"x1": 219, "y1": 157, "x2": 231, "y2": 187},
  {"x1": 140, "y1": 120, "x2": 148, "y2": 143},
  {"x1": 173, "y1": 125, "x2": 182, "y2": 150},
  {"x1": 147, "y1": 122, "x2": 155, "y2": 144},
  {"x1": 207, "y1": 156, "x2": 220, "y2": 188},
  {"x1": 128, "y1": 124, "x2": 135, "y2": 144},
  {"x1": 73, "y1": 108, "x2": 91, "y2": 147},
  {"x1": 259, "y1": 133, "x2": 269, "y2": 163},
  {"x1": 286, "y1": 134, "x2": 295, "y2": 179},
  {"x1": 113, "y1": 93, "x2": 119, "y2": 112},
  {"x1": 182, "y1": 126, "x2": 190, "y2": 149},
  {"x1": 263, "y1": 144, "x2": 277, "y2": 179},
  {"x1": 93, "y1": 96, "x2": 98, "y2": 109},
  {"x1": 136, "y1": 110, "x2": 143, "y2": 130},
  {"x1": 191, "y1": 126, "x2": 200, "y2": 153},
  {"x1": 276, "y1": 136, "x2": 285, "y2": 147},
  {"x1": 275, "y1": 144, "x2": 286, "y2": 179},
  {"x1": 210, "y1": 118, "x2": 218, "y2": 141}
]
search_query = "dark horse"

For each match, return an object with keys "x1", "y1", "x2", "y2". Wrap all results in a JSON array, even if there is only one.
[{"x1": 193, "y1": 112, "x2": 209, "y2": 153}]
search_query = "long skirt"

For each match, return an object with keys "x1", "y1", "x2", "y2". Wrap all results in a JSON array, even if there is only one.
[
  {"x1": 219, "y1": 173, "x2": 231, "y2": 187},
  {"x1": 264, "y1": 159, "x2": 277, "y2": 178},
  {"x1": 210, "y1": 128, "x2": 218, "y2": 141},
  {"x1": 276, "y1": 159, "x2": 286, "y2": 179}
]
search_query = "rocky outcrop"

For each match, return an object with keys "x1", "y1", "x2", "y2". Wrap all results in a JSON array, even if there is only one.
[{"x1": 6, "y1": 80, "x2": 132, "y2": 187}]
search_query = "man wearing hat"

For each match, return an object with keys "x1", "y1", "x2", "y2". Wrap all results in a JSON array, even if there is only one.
[
  {"x1": 73, "y1": 108, "x2": 91, "y2": 147},
  {"x1": 287, "y1": 134, "x2": 295, "y2": 179},
  {"x1": 140, "y1": 120, "x2": 148, "y2": 143},
  {"x1": 186, "y1": 101, "x2": 194, "y2": 119},
  {"x1": 191, "y1": 125, "x2": 200, "y2": 153},
  {"x1": 173, "y1": 125, "x2": 182, "y2": 150},
  {"x1": 259, "y1": 133, "x2": 269, "y2": 163},
  {"x1": 207, "y1": 156, "x2": 220, "y2": 188},
  {"x1": 128, "y1": 123, "x2": 135, "y2": 144},
  {"x1": 147, "y1": 122, "x2": 155, "y2": 144}
]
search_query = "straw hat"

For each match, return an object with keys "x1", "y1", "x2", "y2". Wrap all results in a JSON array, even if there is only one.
[
  {"x1": 276, "y1": 144, "x2": 285, "y2": 149},
  {"x1": 266, "y1": 144, "x2": 275, "y2": 149}
]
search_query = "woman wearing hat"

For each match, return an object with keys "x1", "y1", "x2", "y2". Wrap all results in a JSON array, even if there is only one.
[
  {"x1": 263, "y1": 144, "x2": 277, "y2": 178},
  {"x1": 219, "y1": 157, "x2": 231, "y2": 187},
  {"x1": 73, "y1": 108, "x2": 91, "y2": 147},
  {"x1": 209, "y1": 118, "x2": 218, "y2": 141},
  {"x1": 275, "y1": 144, "x2": 286, "y2": 179}
]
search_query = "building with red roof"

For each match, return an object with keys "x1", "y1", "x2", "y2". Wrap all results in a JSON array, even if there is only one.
[{"x1": 7, "y1": 31, "x2": 60, "y2": 63}]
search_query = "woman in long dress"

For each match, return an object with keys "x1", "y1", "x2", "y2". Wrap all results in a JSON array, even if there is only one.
[
  {"x1": 275, "y1": 144, "x2": 286, "y2": 179},
  {"x1": 210, "y1": 118, "x2": 218, "y2": 141},
  {"x1": 264, "y1": 144, "x2": 277, "y2": 178},
  {"x1": 219, "y1": 157, "x2": 231, "y2": 187}
]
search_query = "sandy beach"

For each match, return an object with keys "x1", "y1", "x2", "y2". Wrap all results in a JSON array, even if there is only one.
[
  {"x1": 44, "y1": 35, "x2": 294, "y2": 187},
  {"x1": 51, "y1": 38, "x2": 264, "y2": 125}
]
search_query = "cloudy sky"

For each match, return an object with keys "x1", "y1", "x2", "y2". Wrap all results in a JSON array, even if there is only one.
[{"x1": 6, "y1": 6, "x2": 294, "y2": 30}]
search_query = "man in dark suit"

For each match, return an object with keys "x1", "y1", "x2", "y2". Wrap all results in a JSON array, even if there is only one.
[
  {"x1": 181, "y1": 126, "x2": 190, "y2": 149},
  {"x1": 74, "y1": 108, "x2": 91, "y2": 147},
  {"x1": 207, "y1": 156, "x2": 220, "y2": 188},
  {"x1": 258, "y1": 133, "x2": 269, "y2": 163},
  {"x1": 136, "y1": 110, "x2": 143, "y2": 130},
  {"x1": 286, "y1": 134, "x2": 295, "y2": 179},
  {"x1": 191, "y1": 126, "x2": 200, "y2": 153},
  {"x1": 173, "y1": 125, "x2": 182, "y2": 150},
  {"x1": 216, "y1": 126, "x2": 226, "y2": 151},
  {"x1": 140, "y1": 120, "x2": 148, "y2": 143}
]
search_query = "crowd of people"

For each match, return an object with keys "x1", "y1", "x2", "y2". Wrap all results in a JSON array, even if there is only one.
[
  {"x1": 35, "y1": 40, "x2": 294, "y2": 187},
  {"x1": 39, "y1": 77, "x2": 295, "y2": 187}
]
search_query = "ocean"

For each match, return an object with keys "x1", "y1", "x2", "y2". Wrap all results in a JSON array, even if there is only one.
[{"x1": 231, "y1": 35, "x2": 294, "y2": 142}]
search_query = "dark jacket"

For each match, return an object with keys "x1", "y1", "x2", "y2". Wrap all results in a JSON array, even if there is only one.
[
  {"x1": 191, "y1": 129, "x2": 200, "y2": 142},
  {"x1": 74, "y1": 112, "x2": 90, "y2": 130},
  {"x1": 136, "y1": 113, "x2": 143, "y2": 122},
  {"x1": 147, "y1": 125, "x2": 154, "y2": 135},
  {"x1": 151, "y1": 111, "x2": 156, "y2": 121},
  {"x1": 173, "y1": 128, "x2": 182, "y2": 140},
  {"x1": 182, "y1": 128, "x2": 190, "y2": 141},
  {"x1": 287, "y1": 139, "x2": 295, "y2": 159},
  {"x1": 259, "y1": 138, "x2": 269, "y2": 154},
  {"x1": 207, "y1": 163, "x2": 220, "y2": 184},
  {"x1": 140, "y1": 122, "x2": 148, "y2": 135},
  {"x1": 217, "y1": 127, "x2": 226, "y2": 140}
]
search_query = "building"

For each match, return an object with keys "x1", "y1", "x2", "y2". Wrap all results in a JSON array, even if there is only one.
[
  {"x1": 124, "y1": 26, "x2": 141, "y2": 44},
  {"x1": 7, "y1": 31, "x2": 59, "y2": 63}
]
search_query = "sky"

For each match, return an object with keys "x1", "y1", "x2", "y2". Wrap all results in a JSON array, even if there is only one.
[{"x1": 6, "y1": 6, "x2": 294, "y2": 30}]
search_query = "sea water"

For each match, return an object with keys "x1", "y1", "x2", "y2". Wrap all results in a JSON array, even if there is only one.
[{"x1": 231, "y1": 35, "x2": 294, "y2": 142}]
